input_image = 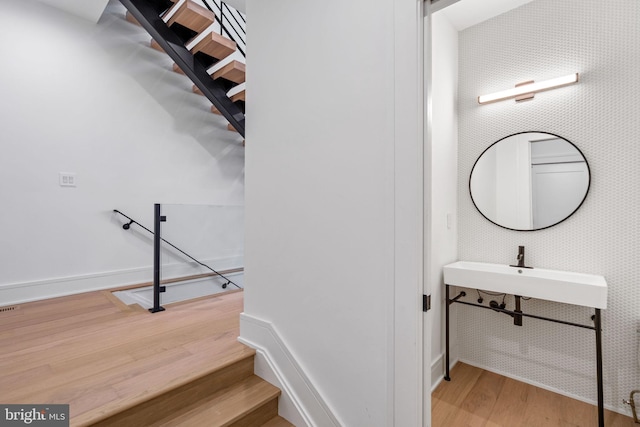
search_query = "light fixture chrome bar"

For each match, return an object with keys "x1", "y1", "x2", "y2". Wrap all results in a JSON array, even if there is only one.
[
  {"x1": 478, "y1": 73, "x2": 579, "y2": 105},
  {"x1": 430, "y1": 0, "x2": 461, "y2": 14}
]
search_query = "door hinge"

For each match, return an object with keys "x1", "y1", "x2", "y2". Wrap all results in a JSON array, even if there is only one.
[{"x1": 423, "y1": 294, "x2": 431, "y2": 312}]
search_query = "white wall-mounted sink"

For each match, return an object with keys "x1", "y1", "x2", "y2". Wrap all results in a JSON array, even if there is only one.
[{"x1": 443, "y1": 261, "x2": 607, "y2": 309}]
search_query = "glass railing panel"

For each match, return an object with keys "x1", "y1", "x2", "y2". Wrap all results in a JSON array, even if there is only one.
[{"x1": 154, "y1": 203, "x2": 244, "y2": 309}]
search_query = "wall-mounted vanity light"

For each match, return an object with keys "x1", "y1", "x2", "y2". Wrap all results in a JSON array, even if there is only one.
[{"x1": 478, "y1": 73, "x2": 579, "y2": 105}]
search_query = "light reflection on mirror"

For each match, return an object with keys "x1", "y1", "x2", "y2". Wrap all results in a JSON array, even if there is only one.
[{"x1": 469, "y1": 132, "x2": 590, "y2": 231}]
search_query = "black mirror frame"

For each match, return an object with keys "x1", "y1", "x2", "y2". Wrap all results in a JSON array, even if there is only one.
[{"x1": 469, "y1": 131, "x2": 591, "y2": 232}]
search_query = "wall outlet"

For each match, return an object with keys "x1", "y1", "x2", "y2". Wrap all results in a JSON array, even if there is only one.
[{"x1": 59, "y1": 172, "x2": 77, "y2": 187}]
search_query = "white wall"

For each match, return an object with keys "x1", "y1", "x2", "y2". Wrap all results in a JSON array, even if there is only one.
[
  {"x1": 34, "y1": 0, "x2": 109, "y2": 22},
  {"x1": 456, "y1": 0, "x2": 640, "y2": 416},
  {"x1": 470, "y1": 145, "x2": 497, "y2": 220},
  {"x1": 429, "y1": 11, "x2": 459, "y2": 388},
  {"x1": 243, "y1": 0, "x2": 424, "y2": 425},
  {"x1": 0, "y1": 0, "x2": 245, "y2": 304}
]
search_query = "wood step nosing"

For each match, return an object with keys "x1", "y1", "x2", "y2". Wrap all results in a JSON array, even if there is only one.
[
  {"x1": 178, "y1": 376, "x2": 281, "y2": 427},
  {"x1": 78, "y1": 351, "x2": 257, "y2": 426}
]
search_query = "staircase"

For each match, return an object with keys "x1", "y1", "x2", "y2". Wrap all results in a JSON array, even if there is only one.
[
  {"x1": 0, "y1": 289, "x2": 293, "y2": 426},
  {"x1": 121, "y1": 0, "x2": 246, "y2": 139},
  {"x1": 94, "y1": 7, "x2": 285, "y2": 423},
  {"x1": 85, "y1": 351, "x2": 293, "y2": 426}
]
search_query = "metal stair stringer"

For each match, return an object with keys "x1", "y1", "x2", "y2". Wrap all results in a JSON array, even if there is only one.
[{"x1": 119, "y1": 0, "x2": 246, "y2": 137}]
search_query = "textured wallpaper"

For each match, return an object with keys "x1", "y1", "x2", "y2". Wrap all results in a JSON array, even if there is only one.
[{"x1": 456, "y1": 0, "x2": 640, "y2": 414}]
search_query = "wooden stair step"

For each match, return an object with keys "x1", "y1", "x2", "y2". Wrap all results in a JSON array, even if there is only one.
[
  {"x1": 191, "y1": 32, "x2": 237, "y2": 65},
  {"x1": 125, "y1": 11, "x2": 141, "y2": 26},
  {"x1": 149, "y1": 39, "x2": 165, "y2": 53},
  {"x1": 87, "y1": 353, "x2": 257, "y2": 426},
  {"x1": 231, "y1": 89, "x2": 245, "y2": 103},
  {"x1": 228, "y1": 123, "x2": 238, "y2": 132},
  {"x1": 172, "y1": 63, "x2": 186, "y2": 75},
  {"x1": 50, "y1": 292, "x2": 257, "y2": 426},
  {"x1": 157, "y1": 375, "x2": 281, "y2": 427},
  {"x1": 262, "y1": 416, "x2": 296, "y2": 427},
  {"x1": 0, "y1": 290, "x2": 294, "y2": 427},
  {"x1": 211, "y1": 105, "x2": 222, "y2": 115},
  {"x1": 166, "y1": 0, "x2": 216, "y2": 36},
  {"x1": 192, "y1": 84, "x2": 204, "y2": 96},
  {"x1": 213, "y1": 60, "x2": 246, "y2": 85}
]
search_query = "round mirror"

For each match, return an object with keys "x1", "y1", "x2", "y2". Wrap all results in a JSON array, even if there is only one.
[{"x1": 469, "y1": 132, "x2": 590, "y2": 231}]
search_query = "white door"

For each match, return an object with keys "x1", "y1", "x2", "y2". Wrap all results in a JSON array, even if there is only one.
[{"x1": 531, "y1": 161, "x2": 589, "y2": 228}]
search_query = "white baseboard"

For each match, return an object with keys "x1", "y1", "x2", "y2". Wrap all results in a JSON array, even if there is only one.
[
  {"x1": 431, "y1": 353, "x2": 459, "y2": 392},
  {"x1": 431, "y1": 354, "x2": 444, "y2": 391},
  {"x1": 239, "y1": 313, "x2": 343, "y2": 427},
  {"x1": 431, "y1": 354, "x2": 443, "y2": 392},
  {"x1": 252, "y1": 349, "x2": 309, "y2": 427},
  {"x1": 0, "y1": 256, "x2": 243, "y2": 306}
]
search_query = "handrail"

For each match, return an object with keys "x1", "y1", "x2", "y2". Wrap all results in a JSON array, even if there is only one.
[
  {"x1": 113, "y1": 209, "x2": 241, "y2": 290},
  {"x1": 202, "y1": 0, "x2": 246, "y2": 57}
]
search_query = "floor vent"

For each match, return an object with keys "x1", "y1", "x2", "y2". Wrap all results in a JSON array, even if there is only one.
[{"x1": 0, "y1": 306, "x2": 19, "y2": 315}]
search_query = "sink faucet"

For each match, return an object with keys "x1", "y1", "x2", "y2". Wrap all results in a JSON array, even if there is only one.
[{"x1": 510, "y1": 246, "x2": 532, "y2": 269}]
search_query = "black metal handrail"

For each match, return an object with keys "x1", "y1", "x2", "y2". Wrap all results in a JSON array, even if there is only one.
[
  {"x1": 203, "y1": 0, "x2": 246, "y2": 57},
  {"x1": 113, "y1": 209, "x2": 242, "y2": 310}
]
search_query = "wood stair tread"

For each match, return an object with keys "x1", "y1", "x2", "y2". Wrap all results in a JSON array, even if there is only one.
[
  {"x1": 150, "y1": 39, "x2": 165, "y2": 52},
  {"x1": 73, "y1": 349, "x2": 257, "y2": 426},
  {"x1": 230, "y1": 89, "x2": 245, "y2": 103},
  {"x1": 125, "y1": 11, "x2": 141, "y2": 26},
  {"x1": 191, "y1": 32, "x2": 237, "y2": 62},
  {"x1": 172, "y1": 63, "x2": 186, "y2": 75},
  {"x1": 87, "y1": 353, "x2": 259, "y2": 426},
  {"x1": 0, "y1": 290, "x2": 255, "y2": 426},
  {"x1": 213, "y1": 60, "x2": 246, "y2": 85},
  {"x1": 166, "y1": 0, "x2": 216, "y2": 35},
  {"x1": 1, "y1": 281, "x2": 290, "y2": 426},
  {"x1": 261, "y1": 416, "x2": 296, "y2": 427},
  {"x1": 157, "y1": 375, "x2": 281, "y2": 427}
]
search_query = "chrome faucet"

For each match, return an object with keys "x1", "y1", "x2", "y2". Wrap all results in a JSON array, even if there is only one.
[{"x1": 510, "y1": 246, "x2": 532, "y2": 269}]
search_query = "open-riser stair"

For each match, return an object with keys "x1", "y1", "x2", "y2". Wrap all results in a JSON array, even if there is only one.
[{"x1": 121, "y1": 0, "x2": 246, "y2": 138}]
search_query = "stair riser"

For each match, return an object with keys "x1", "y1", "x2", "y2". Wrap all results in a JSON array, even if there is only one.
[
  {"x1": 229, "y1": 398, "x2": 279, "y2": 427},
  {"x1": 91, "y1": 355, "x2": 254, "y2": 426}
]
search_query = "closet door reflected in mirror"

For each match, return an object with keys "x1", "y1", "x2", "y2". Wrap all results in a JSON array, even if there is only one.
[{"x1": 469, "y1": 132, "x2": 590, "y2": 231}]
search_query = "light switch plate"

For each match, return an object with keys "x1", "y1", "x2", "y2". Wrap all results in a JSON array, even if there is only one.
[{"x1": 59, "y1": 172, "x2": 77, "y2": 187}]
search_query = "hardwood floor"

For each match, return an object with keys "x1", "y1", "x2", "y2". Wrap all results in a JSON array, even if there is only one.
[
  {"x1": 0, "y1": 289, "x2": 291, "y2": 426},
  {"x1": 432, "y1": 362, "x2": 637, "y2": 427},
  {"x1": 4, "y1": 290, "x2": 635, "y2": 426}
]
